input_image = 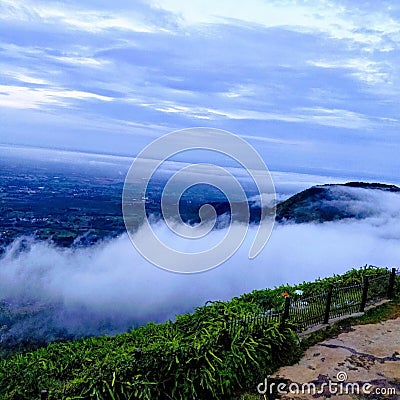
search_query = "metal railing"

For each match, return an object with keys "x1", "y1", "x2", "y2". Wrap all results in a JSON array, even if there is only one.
[
  {"x1": 227, "y1": 310, "x2": 281, "y2": 334},
  {"x1": 228, "y1": 268, "x2": 397, "y2": 334},
  {"x1": 281, "y1": 268, "x2": 396, "y2": 332}
]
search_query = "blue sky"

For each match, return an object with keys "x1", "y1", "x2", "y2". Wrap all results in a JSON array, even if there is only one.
[{"x1": 0, "y1": 0, "x2": 399, "y2": 182}]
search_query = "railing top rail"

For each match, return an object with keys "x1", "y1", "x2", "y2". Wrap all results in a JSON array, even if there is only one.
[
  {"x1": 290, "y1": 292, "x2": 327, "y2": 304},
  {"x1": 333, "y1": 284, "x2": 363, "y2": 293},
  {"x1": 369, "y1": 274, "x2": 390, "y2": 282}
]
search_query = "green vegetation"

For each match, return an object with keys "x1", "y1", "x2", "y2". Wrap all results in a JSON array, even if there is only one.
[
  {"x1": 0, "y1": 316, "x2": 300, "y2": 399},
  {"x1": 0, "y1": 266, "x2": 396, "y2": 400}
]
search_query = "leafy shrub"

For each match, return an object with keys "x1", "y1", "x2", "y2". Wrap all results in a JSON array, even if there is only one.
[{"x1": 0, "y1": 265, "x2": 393, "y2": 400}]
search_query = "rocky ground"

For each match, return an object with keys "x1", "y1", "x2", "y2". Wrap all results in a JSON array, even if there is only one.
[{"x1": 270, "y1": 317, "x2": 400, "y2": 399}]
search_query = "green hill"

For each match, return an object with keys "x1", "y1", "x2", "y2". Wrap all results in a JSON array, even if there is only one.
[{"x1": 275, "y1": 182, "x2": 400, "y2": 223}]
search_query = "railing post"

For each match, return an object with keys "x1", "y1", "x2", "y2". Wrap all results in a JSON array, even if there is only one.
[
  {"x1": 323, "y1": 285, "x2": 333, "y2": 324},
  {"x1": 359, "y1": 276, "x2": 369, "y2": 312},
  {"x1": 40, "y1": 390, "x2": 48, "y2": 400},
  {"x1": 223, "y1": 313, "x2": 229, "y2": 335},
  {"x1": 280, "y1": 296, "x2": 290, "y2": 328},
  {"x1": 387, "y1": 268, "x2": 396, "y2": 299}
]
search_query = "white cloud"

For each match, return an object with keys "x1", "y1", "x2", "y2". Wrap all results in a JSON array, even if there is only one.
[
  {"x1": 0, "y1": 85, "x2": 114, "y2": 109},
  {"x1": 153, "y1": 0, "x2": 398, "y2": 49},
  {"x1": 154, "y1": 0, "x2": 331, "y2": 29},
  {"x1": 308, "y1": 58, "x2": 393, "y2": 86},
  {"x1": 240, "y1": 134, "x2": 309, "y2": 147},
  {"x1": 0, "y1": 0, "x2": 159, "y2": 33},
  {"x1": 2, "y1": 71, "x2": 50, "y2": 85},
  {"x1": 149, "y1": 100, "x2": 377, "y2": 129},
  {"x1": 51, "y1": 55, "x2": 107, "y2": 67},
  {"x1": 296, "y1": 107, "x2": 374, "y2": 129}
]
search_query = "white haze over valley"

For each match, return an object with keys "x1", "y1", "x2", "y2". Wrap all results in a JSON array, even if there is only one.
[{"x1": 0, "y1": 187, "x2": 399, "y2": 338}]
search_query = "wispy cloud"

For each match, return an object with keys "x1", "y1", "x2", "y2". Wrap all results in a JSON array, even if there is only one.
[
  {"x1": 0, "y1": 0, "x2": 161, "y2": 33},
  {"x1": 0, "y1": 0, "x2": 399, "y2": 179},
  {"x1": 148, "y1": 101, "x2": 382, "y2": 130},
  {"x1": 0, "y1": 85, "x2": 113, "y2": 109},
  {"x1": 155, "y1": 0, "x2": 399, "y2": 49},
  {"x1": 308, "y1": 59, "x2": 393, "y2": 86}
]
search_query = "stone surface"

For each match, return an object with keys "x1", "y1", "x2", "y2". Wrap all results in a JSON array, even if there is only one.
[{"x1": 270, "y1": 317, "x2": 400, "y2": 399}]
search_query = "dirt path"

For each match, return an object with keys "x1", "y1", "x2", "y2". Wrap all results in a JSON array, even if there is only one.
[{"x1": 270, "y1": 317, "x2": 400, "y2": 399}]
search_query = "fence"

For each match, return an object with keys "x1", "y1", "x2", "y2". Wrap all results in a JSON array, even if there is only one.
[
  {"x1": 229, "y1": 268, "x2": 397, "y2": 334},
  {"x1": 227, "y1": 309, "x2": 281, "y2": 335}
]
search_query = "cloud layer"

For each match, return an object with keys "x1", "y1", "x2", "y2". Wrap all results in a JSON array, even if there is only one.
[
  {"x1": 0, "y1": 0, "x2": 399, "y2": 180},
  {"x1": 1, "y1": 187, "x2": 399, "y2": 341}
]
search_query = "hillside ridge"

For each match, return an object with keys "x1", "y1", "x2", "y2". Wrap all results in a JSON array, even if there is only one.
[{"x1": 275, "y1": 181, "x2": 400, "y2": 224}]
